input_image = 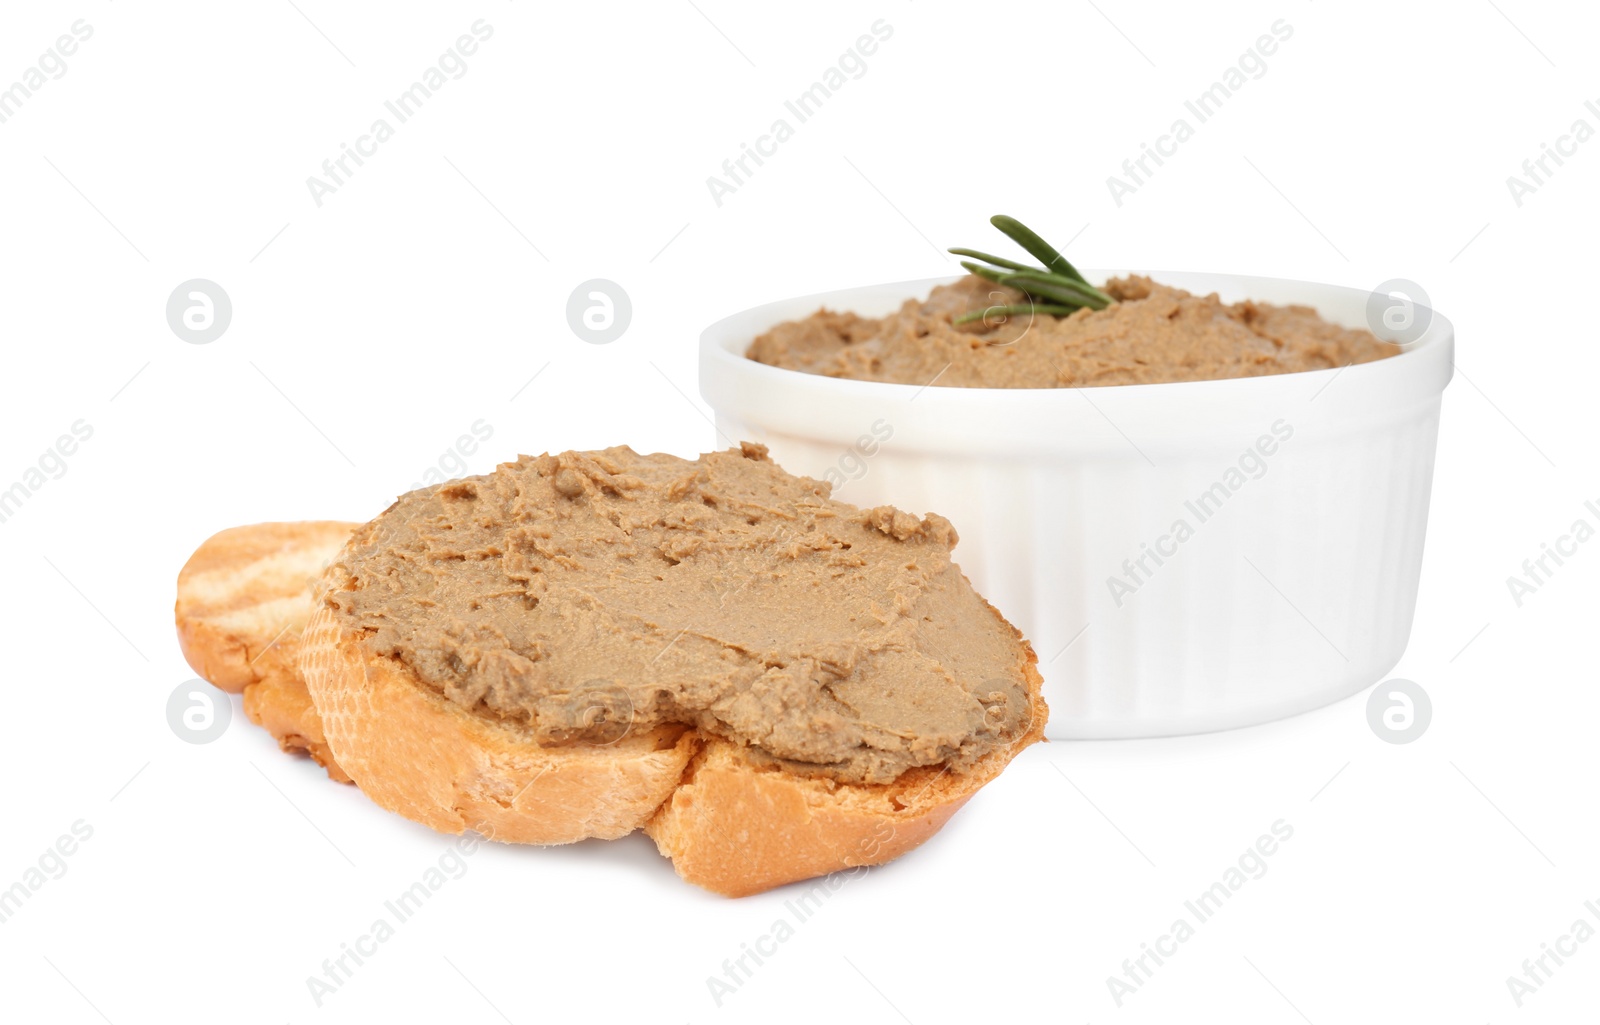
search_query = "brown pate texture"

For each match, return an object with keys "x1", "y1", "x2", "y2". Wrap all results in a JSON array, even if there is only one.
[{"x1": 323, "y1": 443, "x2": 1034, "y2": 785}]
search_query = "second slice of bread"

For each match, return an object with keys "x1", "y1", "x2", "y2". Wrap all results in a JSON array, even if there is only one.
[{"x1": 176, "y1": 521, "x2": 357, "y2": 781}]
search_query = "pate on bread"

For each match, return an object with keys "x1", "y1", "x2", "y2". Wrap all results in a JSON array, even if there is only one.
[{"x1": 176, "y1": 444, "x2": 1046, "y2": 895}]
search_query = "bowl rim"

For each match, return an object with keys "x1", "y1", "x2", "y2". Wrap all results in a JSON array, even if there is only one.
[{"x1": 699, "y1": 270, "x2": 1454, "y2": 406}]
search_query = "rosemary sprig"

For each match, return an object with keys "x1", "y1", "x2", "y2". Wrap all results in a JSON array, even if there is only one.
[
  {"x1": 990, "y1": 215, "x2": 1093, "y2": 287},
  {"x1": 948, "y1": 215, "x2": 1115, "y2": 326},
  {"x1": 1000, "y1": 268, "x2": 1109, "y2": 308},
  {"x1": 958, "y1": 260, "x2": 1007, "y2": 284},
  {"x1": 947, "y1": 248, "x2": 1037, "y2": 273},
  {"x1": 953, "y1": 302, "x2": 1078, "y2": 327}
]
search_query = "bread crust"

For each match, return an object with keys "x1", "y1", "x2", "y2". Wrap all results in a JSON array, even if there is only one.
[
  {"x1": 645, "y1": 603, "x2": 1047, "y2": 896},
  {"x1": 175, "y1": 522, "x2": 357, "y2": 782}
]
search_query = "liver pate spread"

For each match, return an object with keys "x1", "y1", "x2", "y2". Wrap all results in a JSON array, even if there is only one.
[
  {"x1": 746, "y1": 274, "x2": 1398, "y2": 388},
  {"x1": 325, "y1": 443, "x2": 1032, "y2": 785}
]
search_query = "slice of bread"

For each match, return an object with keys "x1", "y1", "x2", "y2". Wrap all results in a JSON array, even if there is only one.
[
  {"x1": 175, "y1": 521, "x2": 356, "y2": 782},
  {"x1": 180, "y1": 518, "x2": 1047, "y2": 896}
]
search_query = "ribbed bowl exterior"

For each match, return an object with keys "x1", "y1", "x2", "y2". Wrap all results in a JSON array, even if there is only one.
[{"x1": 702, "y1": 273, "x2": 1454, "y2": 739}]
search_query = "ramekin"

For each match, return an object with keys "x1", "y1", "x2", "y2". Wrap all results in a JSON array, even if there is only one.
[{"x1": 699, "y1": 272, "x2": 1453, "y2": 740}]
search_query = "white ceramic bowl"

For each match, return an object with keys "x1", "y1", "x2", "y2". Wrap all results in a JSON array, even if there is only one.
[{"x1": 700, "y1": 272, "x2": 1453, "y2": 739}]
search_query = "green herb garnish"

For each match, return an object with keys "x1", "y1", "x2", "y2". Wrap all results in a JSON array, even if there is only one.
[{"x1": 950, "y1": 215, "x2": 1114, "y2": 326}]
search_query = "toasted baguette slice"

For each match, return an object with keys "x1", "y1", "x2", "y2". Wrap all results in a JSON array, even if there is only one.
[
  {"x1": 299, "y1": 603, "x2": 700, "y2": 844},
  {"x1": 646, "y1": 617, "x2": 1047, "y2": 897},
  {"x1": 175, "y1": 522, "x2": 357, "y2": 782},
  {"x1": 188, "y1": 520, "x2": 1045, "y2": 895}
]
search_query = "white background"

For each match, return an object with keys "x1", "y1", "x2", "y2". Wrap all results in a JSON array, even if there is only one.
[{"x1": 1, "y1": 1, "x2": 1595, "y2": 1022}]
